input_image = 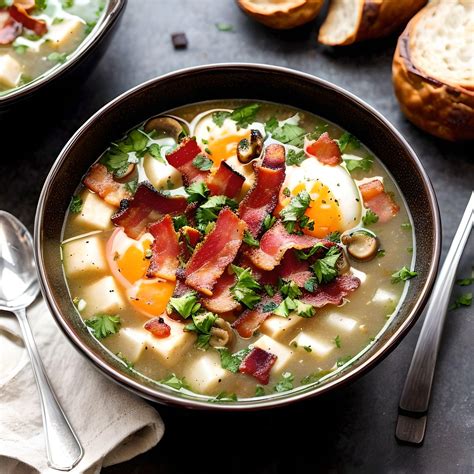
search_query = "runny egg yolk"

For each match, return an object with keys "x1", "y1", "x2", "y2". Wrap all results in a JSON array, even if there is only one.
[
  {"x1": 128, "y1": 279, "x2": 175, "y2": 316},
  {"x1": 206, "y1": 130, "x2": 250, "y2": 169},
  {"x1": 116, "y1": 239, "x2": 152, "y2": 284},
  {"x1": 277, "y1": 182, "x2": 342, "y2": 238}
]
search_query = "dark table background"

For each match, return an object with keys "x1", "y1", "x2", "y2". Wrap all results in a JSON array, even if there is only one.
[{"x1": 1, "y1": 1, "x2": 473, "y2": 472}]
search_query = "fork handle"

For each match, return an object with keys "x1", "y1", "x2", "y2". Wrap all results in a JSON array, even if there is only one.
[
  {"x1": 399, "y1": 192, "x2": 474, "y2": 415},
  {"x1": 15, "y1": 307, "x2": 83, "y2": 471}
]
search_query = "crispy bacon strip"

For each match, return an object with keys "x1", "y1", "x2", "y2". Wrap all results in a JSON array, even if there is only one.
[
  {"x1": 238, "y1": 147, "x2": 286, "y2": 238},
  {"x1": 279, "y1": 250, "x2": 312, "y2": 287},
  {"x1": 262, "y1": 143, "x2": 285, "y2": 169},
  {"x1": 207, "y1": 161, "x2": 245, "y2": 198},
  {"x1": 9, "y1": 4, "x2": 47, "y2": 36},
  {"x1": 111, "y1": 182, "x2": 187, "y2": 239},
  {"x1": 146, "y1": 215, "x2": 179, "y2": 281},
  {"x1": 83, "y1": 163, "x2": 132, "y2": 207},
  {"x1": 301, "y1": 274, "x2": 361, "y2": 308},
  {"x1": 232, "y1": 294, "x2": 282, "y2": 338},
  {"x1": 144, "y1": 317, "x2": 171, "y2": 338},
  {"x1": 248, "y1": 221, "x2": 333, "y2": 271},
  {"x1": 179, "y1": 225, "x2": 201, "y2": 261},
  {"x1": 305, "y1": 132, "x2": 342, "y2": 166},
  {"x1": 359, "y1": 179, "x2": 400, "y2": 223},
  {"x1": 238, "y1": 254, "x2": 279, "y2": 287},
  {"x1": 0, "y1": 11, "x2": 22, "y2": 44},
  {"x1": 239, "y1": 347, "x2": 277, "y2": 385},
  {"x1": 185, "y1": 208, "x2": 246, "y2": 296},
  {"x1": 201, "y1": 270, "x2": 240, "y2": 313},
  {"x1": 166, "y1": 137, "x2": 209, "y2": 185}
]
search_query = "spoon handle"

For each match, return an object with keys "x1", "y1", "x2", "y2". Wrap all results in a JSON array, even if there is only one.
[
  {"x1": 396, "y1": 191, "x2": 474, "y2": 444},
  {"x1": 15, "y1": 307, "x2": 83, "y2": 471}
]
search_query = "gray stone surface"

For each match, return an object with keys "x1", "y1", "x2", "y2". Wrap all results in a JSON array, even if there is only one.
[{"x1": 1, "y1": 1, "x2": 472, "y2": 472}]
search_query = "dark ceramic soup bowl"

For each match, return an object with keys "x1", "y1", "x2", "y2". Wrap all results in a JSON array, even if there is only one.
[
  {"x1": 35, "y1": 64, "x2": 441, "y2": 410},
  {"x1": 0, "y1": 0, "x2": 126, "y2": 113}
]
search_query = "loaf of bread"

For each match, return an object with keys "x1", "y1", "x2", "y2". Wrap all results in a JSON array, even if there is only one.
[
  {"x1": 318, "y1": 0, "x2": 426, "y2": 46},
  {"x1": 392, "y1": 0, "x2": 474, "y2": 141},
  {"x1": 237, "y1": 0, "x2": 324, "y2": 29}
]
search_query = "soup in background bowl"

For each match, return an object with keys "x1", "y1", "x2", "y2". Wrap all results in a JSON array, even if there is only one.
[{"x1": 35, "y1": 64, "x2": 440, "y2": 409}]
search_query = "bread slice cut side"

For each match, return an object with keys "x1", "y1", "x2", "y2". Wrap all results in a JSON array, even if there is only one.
[{"x1": 318, "y1": 0, "x2": 362, "y2": 45}]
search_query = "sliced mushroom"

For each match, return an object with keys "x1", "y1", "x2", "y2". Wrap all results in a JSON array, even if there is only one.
[
  {"x1": 237, "y1": 129, "x2": 264, "y2": 163},
  {"x1": 144, "y1": 116, "x2": 188, "y2": 141},
  {"x1": 341, "y1": 230, "x2": 379, "y2": 262},
  {"x1": 209, "y1": 318, "x2": 235, "y2": 349},
  {"x1": 114, "y1": 162, "x2": 136, "y2": 180},
  {"x1": 336, "y1": 248, "x2": 351, "y2": 274}
]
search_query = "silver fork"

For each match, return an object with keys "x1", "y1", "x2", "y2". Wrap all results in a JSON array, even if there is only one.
[{"x1": 396, "y1": 191, "x2": 474, "y2": 444}]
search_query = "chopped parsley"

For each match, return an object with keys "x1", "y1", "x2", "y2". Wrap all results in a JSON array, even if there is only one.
[
  {"x1": 280, "y1": 190, "x2": 313, "y2": 234},
  {"x1": 262, "y1": 214, "x2": 276, "y2": 233},
  {"x1": 47, "y1": 52, "x2": 68, "y2": 64},
  {"x1": 69, "y1": 195, "x2": 83, "y2": 213},
  {"x1": 212, "y1": 111, "x2": 231, "y2": 127},
  {"x1": 337, "y1": 132, "x2": 360, "y2": 152},
  {"x1": 243, "y1": 230, "x2": 259, "y2": 247},
  {"x1": 230, "y1": 265, "x2": 261, "y2": 309},
  {"x1": 271, "y1": 123, "x2": 306, "y2": 147},
  {"x1": 344, "y1": 155, "x2": 373, "y2": 172},
  {"x1": 293, "y1": 300, "x2": 315, "y2": 318},
  {"x1": 186, "y1": 181, "x2": 210, "y2": 203},
  {"x1": 167, "y1": 292, "x2": 201, "y2": 319},
  {"x1": 274, "y1": 372, "x2": 294, "y2": 392},
  {"x1": 301, "y1": 369, "x2": 332, "y2": 385},
  {"x1": 334, "y1": 335, "x2": 341, "y2": 348},
  {"x1": 264, "y1": 116, "x2": 278, "y2": 135},
  {"x1": 146, "y1": 143, "x2": 165, "y2": 163},
  {"x1": 125, "y1": 179, "x2": 138, "y2": 194},
  {"x1": 172, "y1": 215, "x2": 188, "y2": 231},
  {"x1": 336, "y1": 355, "x2": 353, "y2": 367},
  {"x1": 35, "y1": 0, "x2": 47, "y2": 10},
  {"x1": 286, "y1": 149, "x2": 306, "y2": 166},
  {"x1": 311, "y1": 246, "x2": 341, "y2": 284},
  {"x1": 377, "y1": 249, "x2": 386, "y2": 258},
  {"x1": 184, "y1": 312, "x2": 218, "y2": 349},
  {"x1": 215, "y1": 22, "x2": 233, "y2": 31},
  {"x1": 218, "y1": 347, "x2": 251, "y2": 373},
  {"x1": 213, "y1": 392, "x2": 238, "y2": 402},
  {"x1": 456, "y1": 277, "x2": 474, "y2": 286},
  {"x1": 192, "y1": 154, "x2": 213, "y2": 170},
  {"x1": 391, "y1": 266, "x2": 418, "y2": 283},
  {"x1": 296, "y1": 242, "x2": 327, "y2": 261},
  {"x1": 449, "y1": 293, "x2": 472, "y2": 311},
  {"x1": 401, "y1": 222, "x2": 412, "y2": 230},
  {"x1": 255, "y1": 385, "x2": 266, "y2": 397},
  {"x1": 280, "y1": 280, "x2": 302, "y2": 299},
  {"x1": 62, "y1": 0, "x2": 74, "y2": 7},
  {"x1": 273, "y1": 297, "x2": 314, "y2": 318},
  {"x1": 307, "y1": 123, "x2": 329, "y2": 140},
  {"x1": 85, "y1": 314, "x2": 121, "y2": 339},
  {"x1": 230, "y1": 103, "x2": 260, "y2": 128},
  {"x1": 262, "y1": 301, "x2": 278, "y2": 312},
  {"x1": 160, "y1": 373, "x2": 189, "y2": 390},
  {"x1": 304, "y1": 277, "x2": 318, "y2": 293},
  {"x1": 196, "y1": 195, "x2": 238, "y2": 232},
  {"x1": 362, "y1": 209, "x2": 379, "y2": 226},
  {"x1": 327, "y1": 231, "x2": 341, "y2": 243},
  {"x1": 263, "y1": 285, "x2": 276, "y2": 297}
]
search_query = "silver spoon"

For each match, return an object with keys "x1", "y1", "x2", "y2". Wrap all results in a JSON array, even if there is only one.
[{"x1": 0, "y1": 211, "x2": 83, "y2": 471}]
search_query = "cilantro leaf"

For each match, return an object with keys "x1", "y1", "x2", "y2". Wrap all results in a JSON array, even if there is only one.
[
  {"x1": 212, "y1": 111, "x2": 231, "y2": 127},
  {"x1": 160, "y1": 373, "x2": 189, "y2": 390},
  {"x1": 344, "y1": 155, "x2": 373, "y2": 172},
  {"x1": 274, "y1": 372, "x2": 294, "y2": 392},
  {"x1": 280, "y1": 280, "x2": 302, "y2": 299},
  {"x1": 230, "y1": 103, "x2": 260, "y2": 128},
  {"x1": 449, "y1": 292, "x2": 472, "y2": 310},
  {"x1": 286, "y1": 149, "x2": 306, "y2": 166},
  {"x1": 35, "y1": 0, "x2": 47, "y2": 10},
  {"x1": 265, "y1": 116, "x2": 278, "y2": 134},
  {"x1": 69, "y1": 195, "x2": 83, "y2": 213},
  {"x1": 391, "y1": 266, "x2": 418, "y2": 283},
  {"x1": 13, "y1": 44, "x2": 28, "y2": 54},
  {"x1": 167, "y1": 292, "x2": 201, "y2": 319},
  {"x1": 218, "y1": 347, "x2": 251, "y2": 373},
  {"x1": 172, "y1": 215, "x2": 188, "y2": 231},
  {"x1": 243, "y1": 230, "x2": 259, "y2": 247},
  {"x1": 196, "y1": 195, "x2": 237, "y2": 232},
  {"x1": 186, "y1": 181, "x2": 210, "y2": 203},
  {"x1": 146, "y1": 143, "x2": 165, "y2": 163},
  {"x1": 62, "y1": 0, "x2": 74, "y2": 7},
  {"x1": 192, "y1": 154, "x2": 213, "y2": 170},
  {"x1": 263, "y1": 285, "x2": 276, "y2": 297},
  {"x1": 456, "y1": 277, "x2": 474, "y2": 286},
  {"x1": 362, "y1": 210, "x2": 379, "y2": 226},
  {"x1": 116, "y1": 352, "x2": 134, "y2": 369},
  {"x1": 280, "y1": 190, "x2": 311, "y2": 234},
  {"x1": 337, "y1": 132, "x2": 360, "y2": 152},
  {"x1": 310, "y1": 246, "x2": 341, "y2": 284},
  {"x1": 85, "y1": 314, "x2": 121, "y2": 339},
  {"x1": 271, "y1": 123, "x2": 306, "y2": 147},
  {"x1": 295, "y1": 242, "x2": 327, "y2": 261},
  {"x1": 184, "y1": 312, "x2": 218, "y2": 349},
  {"x1": 230, "y1": 265, "x2": 261, "y2": 309}
]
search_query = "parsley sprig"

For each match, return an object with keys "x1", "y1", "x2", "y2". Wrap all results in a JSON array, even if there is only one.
[
  {"x1": 391, "y1": 266, "x2": 417, "y2": 283},
  {"x1": 85, "y1": 314, "x2": 121, "y2": 339},
  {"x1": 279, "y1": 191, "x2": 313, "y2": 234},
  {"x1": 311, "y1": 246, "x2": 341, "y2": 284},
  {"x1": 230, "y1": 265, "x2": 261, "y2": 309},
  {"x1": 167, "y1": 292, "x2": 201, "y2": 319}
]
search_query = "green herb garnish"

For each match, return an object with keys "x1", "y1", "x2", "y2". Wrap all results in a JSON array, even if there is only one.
[
  {"x1": 391, "y1": 266, "x2": 418, "y2": 283},
  {"x1": 301, "y1": 369, "x2": 332, "y2": 385},
  {"x1": 218, "y1": 347, "x2": 251, "y2": 373},
  {"x1": 212, "y1": 111, "x2": 231, "y2": 127},
  {"x1": 274, "y1": 372, "x2": 294, "y2": 392},
  {"x1": 85, "y1": 314, "x2": 121, "y2": 339},
  {"x1": 195, "y1": 195, "x2": 237, "y2": 231},
  {"x1": 255, "y1": 385, "x2": 265, "y2": 397},
  {"x1": 262, "y1": 215, "x2": 276, "y2": 233},
  {"x1": 337, "y1": 132, "x2": 360, "y2": 152},
  {"x1": 185, "y1": 312, "x2": 218, "y2": 349},
  {"x1": 215, "y1": 22, "x2": 233, "y2": 31},
  {"x1": 311, "y1": 246, "x2": 341, "y2": 284},
  {"x1": 69, "y1": 195, "x2": 83, "y2": 213},
  {"x1": 167, "y1": 292, "x2": 201, "y2": 319},
  {"x1": 213, "y1": 392, "x2": 238, "y2": 402},
  {"x1": 192, "y1": 154, "x2": 213, "y2": 170},
  {"x1": 47, "y1": 52, "x2": 68, "y2": 64},
  {"x1": 230, "y1": 265, "x2": 261, "y2": 309},
  {"x1": 280, "y1": 190, "x2": 312, "y2": 234},
  {"x1": 271, "y1": 123, "x2": 306, "y2": 147},
  {"x1": 334, "y1": 335, "x2": 341, "y2": 348},
  {"x1": 336, "y1": 355, "x2": 353, "y2": 367},
  {"x1": 449, "y1": 293, "x2": 472, "y2": 311},
  {"x1": 186, "y1": 181, "x2": 210, "y2": 204},
  {"x1": 265, "y1": 116, "x2": 278, "y2": 134},
  {"x1": 160, "y1": 373, "x2": 189, "y2": 390},
  {"x1": 362, "y1": 210, "x2": 379, "y2": 226},
  {"x1": 344, "y1": 155, "x2": 373, "y2": 172},
  {"x1": 456, "y1": 277, "x2": 474, "y2": 286},
  {"x1": 172, "y1": 215, "x2": 188, "y2": 231},
  {"x1": 243, "y1": 230, "x2": 259, "y2": 247},
  {"x1": 286, "y1": 149, "x2": 306, "y2": 166},
  {"x1": 230, "y1": 103, "x2": 260, "y2": 129}
]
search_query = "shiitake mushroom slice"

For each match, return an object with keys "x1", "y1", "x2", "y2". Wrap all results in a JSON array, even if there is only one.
[
  {"x1": 341, "y1": 230, "x2": 379, "y2": 262},
  {"x1": 237, "y1": 129, "x2": 264, "y2": 163},
  {"x1": 144, "y1": 115, "x2": 189, "y2": 142}
]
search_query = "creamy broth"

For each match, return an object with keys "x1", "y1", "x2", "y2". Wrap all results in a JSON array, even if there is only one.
[
  {"x1": 62, "y1": 100, "x2": 415, "y2": 400},
  {"x1": 0, "y1": 0, "x2": 107, "y2": 93}
]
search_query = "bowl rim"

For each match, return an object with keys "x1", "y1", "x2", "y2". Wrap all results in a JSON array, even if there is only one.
[
  {"x1": 0, "y1": 0, "x2": 127, "y2": 106},
  {"x1": 34, "y1": 63, "x2": 441, "y2": 410}
]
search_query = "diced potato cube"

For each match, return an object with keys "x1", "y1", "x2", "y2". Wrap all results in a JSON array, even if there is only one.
[
  {"x1": 350, "y1": 267, "x2": 367, "y2": 284},
  {"x1": 0, "y1": 55, "x2": 21, "y2": 88},
  {"x1": 260, "y1": 314, "x2": 300, "y2": 341},
  {"x1": 143, "y1": 155, "x2": 183, "y2": 191},
  {"x1": 325, "y1": 312, "x2": 358, "y2": 332},
  {"x1": 290, "y1": 332, "x2": 334, "y2": 358},
  {"x1": 182, "y1": 351, "x2": 229, "y2": 394},
  {"x1": 371, "y1": 288, "x2": 397, "y2": 305},
  {"x1": 73, "y1": 191, "x2": 115, "y2": 231},
  {"x1": 81, "y1": 276, "x2": 125, "y2": 318},
  {"x1": 47, "y1": 17, "x2": 85, "y2": 51},
  {"x1": 252, "y1": 335, "x2": 294, "y2": 373},
  {"x1": 116, "y1": 327, "x2": 147, "y2": 363},
  {"x1": 62, "y1": 235, "x2": 108, "y2": 278}
]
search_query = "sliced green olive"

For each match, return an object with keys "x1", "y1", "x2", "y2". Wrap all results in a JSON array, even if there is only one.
[
  {"x1": 144, "y1": 116, "x2": 187, "y2": 141},
  {"x1": 341, "y1": 230, "x2": 379, "y2": 262},
  {"x1": 237, "y1": 129, "x2": 263, "y2": 163}
]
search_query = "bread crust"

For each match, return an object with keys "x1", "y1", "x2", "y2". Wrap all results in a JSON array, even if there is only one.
[
  {"x1": 237, "y1": 0, "x2": 324, "y2": 29},
  {"x1": 318, "y1": 0, "x2": 427, "y2": 46},
  {"x1": 392, "y1": 25, "x2": 474, "y2": 141}
]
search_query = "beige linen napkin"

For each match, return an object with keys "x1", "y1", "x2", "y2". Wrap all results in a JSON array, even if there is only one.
[{"x1": 0, "y1": 299, "x2": 164, "y2": 474}]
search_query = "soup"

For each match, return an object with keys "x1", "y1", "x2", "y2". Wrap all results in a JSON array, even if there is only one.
[
  {"x1": 62, "y1": 100, "x2": 416, "y2": 401},
  {"x1": 0, "y1": 0, "x2": 106, "y2": 93}
]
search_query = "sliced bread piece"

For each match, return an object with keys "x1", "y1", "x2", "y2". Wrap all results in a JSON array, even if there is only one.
[
  {"x1": 318, "y1": 0, "x2": 426, "y2": 46},
  {"x1": 392, "y1": 0, "x2": 474, "y2": 141},
  {"x1": 237, "y1": 0, "x2": 324, "y2": 29}
]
